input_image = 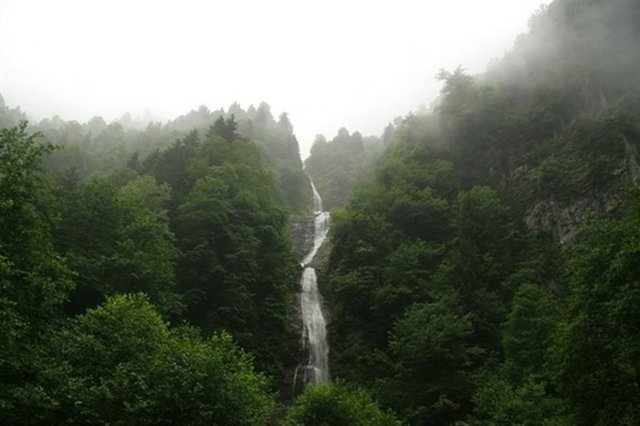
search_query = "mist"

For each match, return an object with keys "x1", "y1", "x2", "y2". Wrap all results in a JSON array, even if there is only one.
[{"x1": 1, "y1": 0, "x2": 548, "y2": 157}]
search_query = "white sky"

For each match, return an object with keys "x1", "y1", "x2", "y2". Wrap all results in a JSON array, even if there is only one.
[{"x1": 0, "y1": 0, "x2": 548, "y2": 157}]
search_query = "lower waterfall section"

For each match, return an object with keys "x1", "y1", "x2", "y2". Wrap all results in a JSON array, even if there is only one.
[
  {"x1": 293, "y1": 182, "x2": 330, "y2": 393},
  {"x1": 295, "y1": 267, "x2": 330, "y2": 386}
]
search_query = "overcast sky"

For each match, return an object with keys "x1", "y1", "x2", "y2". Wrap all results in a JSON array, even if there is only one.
[{"x1": 0, "y1": 0, "x2": 548, "y2": 157}]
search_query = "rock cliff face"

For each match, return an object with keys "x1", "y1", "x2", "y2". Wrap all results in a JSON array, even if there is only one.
[
  {"x1": 519, "y1": 135, "x2": 640, "y2": 244},
  {"x1": 525, "y1": 193, "x2": 620, "y2": 244},
  {"x1": 289, "y1": 216, "x2": 315, "y2": 260},
  {"x1": 624, "y1": 135, "x2": 640, "y2": 185}
]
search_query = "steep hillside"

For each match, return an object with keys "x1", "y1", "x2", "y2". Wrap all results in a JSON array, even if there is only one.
[{"x1": 322, "y1": 0, "x2": 640, "y2": 424}]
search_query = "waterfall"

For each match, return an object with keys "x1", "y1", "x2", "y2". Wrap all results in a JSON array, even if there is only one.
[{"x1": 293, "y1": 181, "x2": 330, "y2": 391}]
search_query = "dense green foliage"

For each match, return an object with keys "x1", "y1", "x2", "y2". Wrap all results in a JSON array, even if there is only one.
[
  {"x1": 551, "y1": 190, "x2": 640, "y2": 425},
  {"x1": 0, "y1": 122, "x2": 73, "y2": 414},
  {"x1": 167, "y1": 133, "x2": 299, "y2": 376},
  {"x1": 0, "y1": 109, "x2": 301, "y2": 421},
  {"x1": 8, "y1": 294, "x2": 277, "y2": 424},
  {"x1": 54, "y1": 295, "x2": 278, "y2": 425},
  {"x1": 54, "y1": 172, "x2": 182, "y2": 317},
  {"x1": 285, "y1": 381, "x2": 401, "y2": 426}
]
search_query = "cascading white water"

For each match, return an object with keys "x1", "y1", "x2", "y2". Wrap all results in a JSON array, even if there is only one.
[{"x1": 294, "y1": 182, "x2": 330, "y2": 390}]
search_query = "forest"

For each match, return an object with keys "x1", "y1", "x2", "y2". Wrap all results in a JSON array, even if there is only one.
[{"x1": 1, "y1": 0, "x2": 640, "y2": 424}]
